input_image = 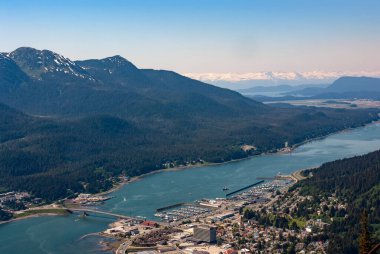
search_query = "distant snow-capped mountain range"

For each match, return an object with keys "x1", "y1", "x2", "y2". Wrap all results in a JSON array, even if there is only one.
[{"x1": 184, "y1": 71, "x2": 380, "y2": 89}]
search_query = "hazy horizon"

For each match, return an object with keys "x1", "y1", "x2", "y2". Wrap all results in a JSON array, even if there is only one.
[
  {"x1": 1, "y1": 0, "x2": 380, "y2": 73},
  {"x1": 2, "y1": 0, "x2": 380, "y2": 88}
]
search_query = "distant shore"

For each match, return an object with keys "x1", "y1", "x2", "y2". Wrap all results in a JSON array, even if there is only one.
[
  {"x1": 101, "y1": 120, "x2": 380, "y2": 197},
  {"x1": 1, "y1": 120, "x2": 379, "y2": 226},
  {"x1": 0, "y1": 212, "x2": 63, "y2": 225}
]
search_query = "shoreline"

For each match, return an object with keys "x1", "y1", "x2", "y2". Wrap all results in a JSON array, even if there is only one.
[
  {"x1": 0, "y1": 212, "x2": 63, "y2": 226},
  {"x1": 1, "y1": 120, "x2": 379, "y2": 226},
  {"x1": 100, "y1": 120, "x2": 380, "y2": 196}
]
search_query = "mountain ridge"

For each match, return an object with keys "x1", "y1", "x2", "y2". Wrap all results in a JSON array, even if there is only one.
[
  {"x1": 8, "y1": 47, "x2": 94, "y2": 81},
  {"x1": 0, "y1": 47, "x2": 379, "y2": 201},
  {"x1": 1, "y1": 47, "x2": 265, "y2": 119},
  {"x1": 327, "y1": 76, "x2": 380, "y2": 92}
]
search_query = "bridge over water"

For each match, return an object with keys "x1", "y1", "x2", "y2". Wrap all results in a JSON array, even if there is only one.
[
  {"x1": 68, "y1": 208, "x2": 143, "y2": 221},
  {"x1": 69, "y1": 208, "x2": 171, "y2": 226}
]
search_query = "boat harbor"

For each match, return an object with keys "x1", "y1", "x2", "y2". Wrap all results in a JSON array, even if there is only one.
[{"x1": 154, "y1": 204, "x2": 212, "y2": 222}]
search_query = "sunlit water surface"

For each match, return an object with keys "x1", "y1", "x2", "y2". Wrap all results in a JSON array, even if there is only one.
[{"x1": 1, "y1": 123, "x2": 379, "y2": 254}]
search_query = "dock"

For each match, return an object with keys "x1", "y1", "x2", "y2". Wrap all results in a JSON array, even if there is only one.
[{"x1": 226, "y1": 180, "x2": 265, "y2": 197}]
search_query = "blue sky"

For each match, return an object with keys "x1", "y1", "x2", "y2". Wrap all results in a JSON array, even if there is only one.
[{"x1": 1, "y1": 0, "x2": 379, "y2": 74}]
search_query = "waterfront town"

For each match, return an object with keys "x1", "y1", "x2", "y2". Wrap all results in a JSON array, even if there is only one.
[
  {"x1": 91, "y1": 170, "x2": 338, "y2": 254},
  {"x1": 0, "y1": 171, "x2": 331, "y2": 253},
  {"x1": 0, "y1": 169, "x2": 349, "y2": 254}
]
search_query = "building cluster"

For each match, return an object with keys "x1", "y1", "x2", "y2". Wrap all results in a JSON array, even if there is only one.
[
  {"x1": 0, "y1": 191, "x2": 30, "y2": 202},
  {"x1": 105, "y1": 178, "x2": 286, "y2": 253},
  {"x1": 103, "y1": 175, "x2": 346, "y2": 253},
  {"x1": 213, "y1": 215, "x2": 327, "y2": 253},
  {"x1": 0, "y1": 191, "x2": 40, "y2": 212},
  {"x1": 70, "y1": 193, "x2": 112, "y2": 205},
  {"x1": 132, "y1": 227, "x2": 182, "y2": 247}
]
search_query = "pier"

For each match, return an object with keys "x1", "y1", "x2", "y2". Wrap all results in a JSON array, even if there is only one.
[{"x1": 226, "y1": 180, "x2": 265, "y2": 197}]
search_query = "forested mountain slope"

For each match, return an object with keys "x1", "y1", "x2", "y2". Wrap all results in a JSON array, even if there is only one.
[
  {"x1": 0, "y1": 47, "x2": 379, "y2": 201},
  {"x1": 298, "y1": 150, "x2": 380, "y2": 253}
]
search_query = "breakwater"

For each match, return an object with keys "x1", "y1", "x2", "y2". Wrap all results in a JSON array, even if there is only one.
[
  {"x1": 156, "y1": 203, "x2": 185, "y2": 212},
  {"x1": 226, "y1": 180, "x2": 265, "y2": 197}
]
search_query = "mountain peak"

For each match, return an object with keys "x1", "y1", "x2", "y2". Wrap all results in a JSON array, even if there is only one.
[
  {"x1": 100, "y1": 55, "x2": 137, "y2": 68},
  {"x1": 75, "y1": 54, "x2": 142, "y2": 87},
  {"x1": 328, "y1": 76, "x2": 380, "y2": 92},
  {"x1": 8, "y1": 47, "x2": 93, "y2": 80},
  {"x1": 107, "y1": 55, "x2": 126, "y2": 61}
]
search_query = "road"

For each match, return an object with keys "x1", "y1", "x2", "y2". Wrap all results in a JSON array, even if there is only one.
[
  {"x1": 116, "y1": 242, "x2": 128, "y2": 254},
  {"x1": 291, "y1": 169, "x2": 308, "y2": 182}
]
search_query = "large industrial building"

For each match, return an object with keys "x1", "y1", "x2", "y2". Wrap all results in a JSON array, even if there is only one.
[{"x1": 193, "y1": 225, "x2": 217, "y2": 243}]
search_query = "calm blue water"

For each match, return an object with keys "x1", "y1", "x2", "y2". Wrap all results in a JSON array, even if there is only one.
[
  {"x1": 0, "y1": 215, "x2": 115, "y2": 254},
  {"x1": 1, "y1": 122, "x2": 379, "y2": 254}
]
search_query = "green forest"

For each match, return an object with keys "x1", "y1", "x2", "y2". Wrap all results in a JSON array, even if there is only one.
[
  {"x1": 1, "y1": 47, "x2": 380, "y2": 204},
  {"x1": 0, "y1": 101, "x2": 378, "y2": 202},
  {"x1": 298, "y1": 150, "x2": 380, "y2": 253}
]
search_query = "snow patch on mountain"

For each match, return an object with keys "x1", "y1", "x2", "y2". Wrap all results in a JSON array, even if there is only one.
[
  {"x1": 7, "y1": 47, "x2": 95, "y2": 81},
  {"x1": 184, "y1": 71, "x2": 380, "y2": 83}
]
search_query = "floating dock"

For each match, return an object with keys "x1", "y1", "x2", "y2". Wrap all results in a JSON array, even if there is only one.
[{"x1": 226, "y1": 180, "x2": 265, "y2": 197}]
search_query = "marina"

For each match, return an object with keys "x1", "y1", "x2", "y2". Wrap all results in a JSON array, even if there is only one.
[
  {"x1": 154, "y1": 205, "x2": 212, "y2": 222},
  {"x1": 1, "y1": 122, "x2": 380, "y2": 254}
]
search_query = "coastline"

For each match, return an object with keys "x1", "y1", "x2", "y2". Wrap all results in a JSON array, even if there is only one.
[
  {"x1": 100, "y1": 120, "x2": 380, "y2": 196},
  {"x1": 0, "y1": 212, "x2": 63, "y2": 226},
  {"x1": 0, "y1": 120, "x2": 379, "y2": 254},
  {"x1": 2, "y1": 120, "x2": 379, "y2": 226}
]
